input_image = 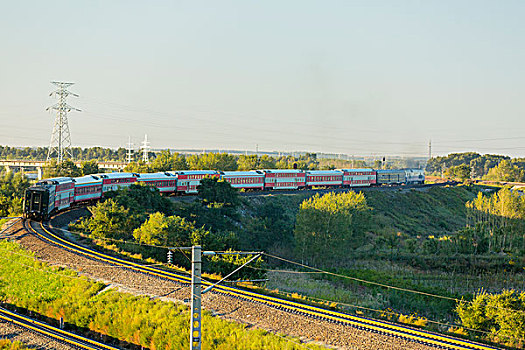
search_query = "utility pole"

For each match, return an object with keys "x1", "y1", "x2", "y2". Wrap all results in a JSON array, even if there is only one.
[
  {"x1": 428, "y1": 139, "x2": 432, "y2": 160},
  {"x1": 141, "y1": 134, "x2": 150, "y2": 163},
  {"x1": 126, "y1": 136, "x2": 134, "y2": 163},
  {"x1": 190, "y1": 246, "x2": 202, "y2": 350},
  {"x1": 46, "y1": 82, "x2": 80, "y2": 162},
  {"x1": 169, "y1": 246, "x2": 261, "y2": 350}
]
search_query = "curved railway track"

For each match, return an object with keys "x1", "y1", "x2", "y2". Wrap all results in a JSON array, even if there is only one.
[
  {"x1": 0, "y1": 306, "x2": 119, "y2": 350},
  {"x1": 24, "y1": 218, "x2": 500, "y2": 350}
]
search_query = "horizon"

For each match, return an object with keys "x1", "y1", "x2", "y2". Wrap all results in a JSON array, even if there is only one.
[{"x1": 0, "y1": 143, "x2": 519, "y2": 161}]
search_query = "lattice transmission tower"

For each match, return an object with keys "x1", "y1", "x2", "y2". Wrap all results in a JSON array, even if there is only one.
[
  {"x1": 141, "y1": 134, "x2": 151, "y2": 163},
  {"x1": 126, "y1": 136, "x2": 134, "y2": 163},
  {"x1": 46, "y1": 82, "x2": 81, "y2": 162}
]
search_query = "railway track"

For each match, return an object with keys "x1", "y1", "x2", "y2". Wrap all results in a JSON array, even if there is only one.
[
  {"x1": 23, "y1": 218, "x2": 501, "y2": 350},
  {"x1": 0, "y1": 306, "x2": 119, "y2": 350}
]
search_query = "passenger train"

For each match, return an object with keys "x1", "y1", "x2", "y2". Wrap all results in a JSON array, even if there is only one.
[{"x1": 23, "y1": 168, "x2": 424, "y2": 220}]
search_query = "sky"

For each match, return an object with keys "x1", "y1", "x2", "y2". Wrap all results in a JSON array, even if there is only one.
[{"x1": 1, "y1": 1, "x2": 525, "y2": 158}]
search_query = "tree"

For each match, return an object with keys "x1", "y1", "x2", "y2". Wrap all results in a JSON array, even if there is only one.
[
  {"x1": 133, "y1": 212, "x2": 209, "y2": 246},
  {"x1": 294, "y1": 191, "x2": 371, "y2": 265},
  {"x1": 237, "y1": 155, "x2": 258, "y2": 170},
  {"x1": 197, "y1": 177, "x2": 240, "y2": 208},
  {"x1": 76, "y1": 199, "x2": 135, "y2": 239},
  {"x1": 0, "y1": 172, "x2": 29, "y2": 216},
  {"x1": 240, "y1": 200, "x2": 294, "y2": 251},
  {"x1": 484, "y1": 159, "x2": 525, "y2": 182},
  {"x1": 258, "y1": 155, "x2": 276, "y2": 169},
  {"x1": 0, "y1": 196, "x2": 10, "y2": 217},
  {"x1": 81, "y1": 160, "x2": 99, "y2": 176},
  {"x1": 187, "y1": 153, "x2": 238, "y2": 171},
  {"x1": 0, "y1": 172, "x2": 29, "y2": 199},
  {"x1": 465, "y1": 187, "x2": 525, "y2": 254},
  {"x1": 105, "y1": 183, "x2": 173, "y2": 219},
  {"x1": 444, "y1": 164, "x2": 471, "y2": 181},
  {"x1": 149, "y1": 150, "x2": 188, "y2": 172},
  {"x1": 456, "y1": 290, "x2": 525, "y2": 347},
  {"x1": 44, "y1": 159, "x2": 81, "y2": 178},
  {"x1": 124, "y1": 161, "x2": 152, "y2": 173}
]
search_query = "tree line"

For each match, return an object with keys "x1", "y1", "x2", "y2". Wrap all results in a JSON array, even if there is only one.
[
  {"x1": 427, "y1": 152, "x2": 525, "y2": 182},
  {"x1": 0, "y1": 145, "x2": 128, "y2": 161},
  {"x1": 125, "y1": 151, "x2": 327, "y2": 172},
  {"x1": 2, "y1": 145, "x2": 427, "y2": 176},
  {"x1": 465, "y1": 187, "x2": 525, "y2": 254}
]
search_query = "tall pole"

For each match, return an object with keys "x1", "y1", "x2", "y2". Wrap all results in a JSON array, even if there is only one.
[
  {"x1": 190, "y1": 246, "x2": 202, "y2": 350},
  {"x1": 126, "y1": 136, "x2": 134, "y2": 163},
  {"x1": 141, "y1": 134, "x2": 151, "y2": 163},
  {"x1": 166, "y1": 246, "x2": 261, "y2": 350},
  {"x1": 46, "y1": 82, "x2": 80, "y2": 162}
]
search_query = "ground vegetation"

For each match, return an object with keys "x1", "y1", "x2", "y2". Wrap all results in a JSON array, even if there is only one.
[{"x1": 0, "y1": 240, "x2": 321, "y2": 350}]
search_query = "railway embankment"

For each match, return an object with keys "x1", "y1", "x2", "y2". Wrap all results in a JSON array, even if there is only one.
[{"x1": 2, "y1": 219, "x2": 441, "y2": 350}]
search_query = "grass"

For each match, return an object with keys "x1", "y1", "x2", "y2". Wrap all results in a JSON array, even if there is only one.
[
  {"x1": 0, "y1": 340, "x2": 27, "y2": 350},
  {"x1": 365, "y1": 186, "x2": 480, "y2": 236},
  {"x1": 264, "y1": 257, "x2": 524, "y2": 337},
  {"x1": 0, "y1": 241, "x2": 324, "y2": 350}
]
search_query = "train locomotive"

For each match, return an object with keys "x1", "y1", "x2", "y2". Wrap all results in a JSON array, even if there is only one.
[{"x1": 23, "y1": 167, "x2": 424, "y2": 220}]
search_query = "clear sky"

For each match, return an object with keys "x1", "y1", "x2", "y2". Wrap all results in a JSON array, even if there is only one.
[{"x1": 1, "y1": 1, "x2": 524, "y2": 157}]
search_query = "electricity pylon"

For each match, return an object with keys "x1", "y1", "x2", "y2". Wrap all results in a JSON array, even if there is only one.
[
  {"x1": 126, "y1": 136, "x2": 134, "y2": 163},
  {"x1": 46, "y1": 82, "x2": 80, "y2": 162},
  {"x1": 141, "y1": 134, "x2": 151, "y2": 163}
]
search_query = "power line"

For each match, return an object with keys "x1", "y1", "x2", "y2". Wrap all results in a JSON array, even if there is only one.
[{"x1": 262, "y1": 253, "x2": 525, "y2": 316}]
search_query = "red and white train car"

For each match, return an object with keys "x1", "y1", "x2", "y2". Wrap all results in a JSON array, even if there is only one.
[
  {"x1": 100, "y1": 173, "x2": 138, "y2": 195},
  {"x1": 54, "y1": 177, "x2": 75, "y2": 211},
  {"x1": 262, "y1": 169, "x2": 306, "y2": 190},
  {"x1": 170, "y1": 170, "x2": 219, "y2": 194},
  {"x1": 220, "y1": 171, "x2": 265, "y2": 190},
  {"x1": 306, "y1": 170, "x2": 343, "y2": 188},
  {"x1": 341, "y1": 168, "x2": 376, "y2": 187},
  {"x1": 136, "y1": 172, "x2": 177, "y2": 193},
  {"x1": 73, "y1": 175, "x2": 103, "y2": 203},
  {"x1": 36, "y1": 177, "x2": 75, "y2": 211}
]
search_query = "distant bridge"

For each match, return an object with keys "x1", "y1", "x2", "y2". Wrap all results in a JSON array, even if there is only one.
[{"x1": 0, "y1": 159, "x2": 127, "y2": 180}]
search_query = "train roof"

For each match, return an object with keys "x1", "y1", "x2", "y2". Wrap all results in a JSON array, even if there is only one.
[
  {"x1": 261, "y1": 169, "x2": 305, "y2": 174},
  {"x1": 220, "y1": 171, "x2": 264, "y2": 176},
  {"x1": 376, "y1": 169, "x2": 405, "y2": 173},
  {"x1": 73, "y1": 175, "x2": 104, "y2": 185},
  {"x1": 136, "y1": 172, "x2": 174, "y2": 179},
  {"x1": 94, "y1": 172, "x2": 137, "y2": 179},
  {"x1": 37, "y1": 177, "x2": 73, "y2": 186},
  {"x1": 339, "y1": 168, "x2": 375, "y2": 172},
  {"x1": 168, "y1": 170, "x2": 218, "y2": 175},
  {"x1": 306, "y1": 170, "x2": 344, "y2": 175}
]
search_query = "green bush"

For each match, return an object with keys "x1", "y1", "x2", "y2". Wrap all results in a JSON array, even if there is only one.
[
  {"x1": 456, "y1": 290, "x2": 525, "y2": 347},
  {"x1": 0, "y1": 340, "x2": 27, "y2": 350}
]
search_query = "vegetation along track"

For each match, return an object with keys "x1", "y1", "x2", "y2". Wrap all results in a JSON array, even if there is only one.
[
  {"x1": 23, "y1": 217, "x2": 500, "y2": 350},
  {"x1": 0, "y1": 306, "x2": 119, "y2": 350}
]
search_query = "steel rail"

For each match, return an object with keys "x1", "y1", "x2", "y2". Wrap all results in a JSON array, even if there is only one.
[
  {"x1": 0, "y1": 306, "x2": 119, "y2": 350},
  {"x1": 26, "y1": 219, "x2": 501, "y2": 350}
]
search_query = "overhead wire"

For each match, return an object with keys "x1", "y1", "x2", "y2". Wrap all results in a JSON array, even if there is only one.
[{"x1": 262, "y1": 253, "x2": 525, "y2": 316}]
